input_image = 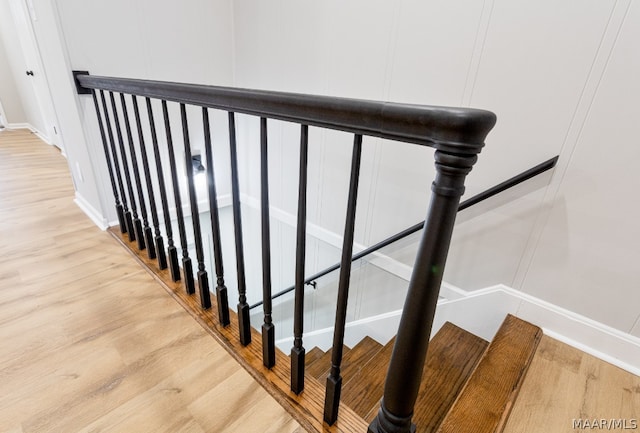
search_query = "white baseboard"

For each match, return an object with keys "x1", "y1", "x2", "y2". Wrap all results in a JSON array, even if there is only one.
[
  {"x1": 7, "y1": 123, "x2": 53, "y2": 145},
  {"x1": 276, "y1": 283, "x2": 640, "y2": 376},
  {"x1": 438, "y1": 284, "x2": 640, "y2": 376},
  {"x1": 217, "y1": 194, "x2": 232, "y2": 208},
  {"x1": 74, "y1": 192, "x2": 109, "y2": 231},
  {"x1": 32, "y1": 129, "x2": 52, "y2": 145},
  {"x1": 7, "y1": 123, "x2": 32, "y2": 130},
  {"x1": 105, "y1": 193, "x2": 233, "y2": 231},
  {"x1": 171, "y1": 193, "x2": 232, "y2": 220},
  {"x1": 504, "y1": 285, "x2": 640, "y2": 376},
  {"x1": 9, "y1": 123, "x2": 49, "y2": 142}
]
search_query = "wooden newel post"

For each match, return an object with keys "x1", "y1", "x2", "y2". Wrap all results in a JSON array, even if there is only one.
[{"x1": 368, "y1": 150, "x2": 478, "y2": 433}]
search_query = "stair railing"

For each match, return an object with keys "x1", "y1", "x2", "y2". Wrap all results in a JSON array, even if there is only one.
[{"x1": 74, "y1": 71, "x2": 496, "y2": 433}]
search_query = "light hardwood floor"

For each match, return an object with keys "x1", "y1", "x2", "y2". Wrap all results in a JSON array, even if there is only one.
[
  {"x1": 504, "y1": 335, "x2": 640, "y2": 433},
  {"x1": 0, "y1": 129, "x2": 302, "y2": 432}
]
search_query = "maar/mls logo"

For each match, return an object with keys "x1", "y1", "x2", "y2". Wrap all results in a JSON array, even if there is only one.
[{"x1": 572, "y1": 419, "x2": 638, "y2": 430}]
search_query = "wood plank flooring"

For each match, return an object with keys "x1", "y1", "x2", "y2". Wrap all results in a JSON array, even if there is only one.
[
  {"x1": 503, "y1": 335, "x2": 640, "y2": 433},
  {"x1": 107, "y1": 228, "x2": 370, "y2": 433},
  {"x1": 0, "y1": 129, "x2": 302, "y2": 433}
]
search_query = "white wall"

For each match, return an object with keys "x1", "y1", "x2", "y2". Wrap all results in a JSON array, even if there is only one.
[
  {"x1": 232, "y1": 0, "x2": 640, "y2": 338},
  {"x1": 54, "y1": 0, "x2": 235, "y2": 221},
  {"x1": 517, "y1": 0, "x2": 640, "y2": 335},
  {"x1": 56, "y1": 0, "x2": 234, "y2": 84}
]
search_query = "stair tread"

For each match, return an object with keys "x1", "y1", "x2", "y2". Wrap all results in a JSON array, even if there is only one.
[
  {"x1": 435, "y1": 314, "x2": 542, "y2": 433},
  {"x1": 361, "y1": 322, "x2": 489, "y2": 432},
  {"x1": 306, "y1": 346, "x2": 352, "y2": 381},
  {"x1": 409, "y1": 322, "x2": 489, "y2": 432},
  {"x1": 312, "y1": 336, "x2": 384, "y2": 388},
  {"x1": 339, "y1": 336, "x2": 396, "y2": 418},
  {"x1": 341, "y1": 336, "x2": 384, "y2": 387},
  {"x1": 305, "y1": 347, "x2": 325, "y2": 367}
]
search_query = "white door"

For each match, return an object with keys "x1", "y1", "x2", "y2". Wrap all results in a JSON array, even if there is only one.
[{"x1": 8, "y1": 0, "x2": 64, "y2": 152}]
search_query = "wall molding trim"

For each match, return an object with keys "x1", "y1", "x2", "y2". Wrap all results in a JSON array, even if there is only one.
[
  {"x1": 7, "y1": 122, "x2": 33, "y2": 130},
  {"x1": 106, "y1": 193, "x2": 233, "y2": 232},
  {"x1": 276, "y1": 283, "x2": 640, "y2": 376},
  {"x1": 74, "y1": 192, "x2": 109, "y2": 231},
  {"x1": 6, "y1": 122, "x2": 52, "y2": 145},
  {"x1": 437, "y1": 284, "x2": 640, "y2": 376}
]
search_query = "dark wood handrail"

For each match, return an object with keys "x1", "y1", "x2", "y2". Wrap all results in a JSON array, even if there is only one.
[
  {"x1": 249, "y1": 155, "x2": 559, "y2": 310},
  {"x1": 75, "y1": 72, "x2": 495, "y2": 153}
]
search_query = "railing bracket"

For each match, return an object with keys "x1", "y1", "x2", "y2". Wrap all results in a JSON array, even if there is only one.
[{"x1": 72, "y1": 70, "x2": 91, "y2": 95}]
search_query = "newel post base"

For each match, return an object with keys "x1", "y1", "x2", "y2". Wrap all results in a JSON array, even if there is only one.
[
  {"x1": 368, "y1": 403, "x2": 416, "y2": 433},
  {"x1": 368, "y1": 150, "x2": 478, "y2": 433}
]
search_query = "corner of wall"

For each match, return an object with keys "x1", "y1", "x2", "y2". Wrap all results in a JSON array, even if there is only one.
[{"x1": 74, "y1": 191, "x2": 109, "y2": 231}]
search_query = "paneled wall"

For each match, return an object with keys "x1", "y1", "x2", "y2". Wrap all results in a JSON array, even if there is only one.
[
  {"x1": 232, "y1": 0, "x2": 640, "y2": 337},
  {"x1": 520, "y1": 1, "x2": 640, "y2": 334}
]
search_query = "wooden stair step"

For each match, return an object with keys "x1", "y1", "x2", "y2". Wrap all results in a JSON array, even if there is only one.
[
  {"x1": 435, "y1": 314, "x2": 542, "y2": 433},
  {"x1": 341, "y1": 336, "x2": 384, "y2": 386},
  {"x1": 361, "y1": 322, "x2": 489, "y2": 432},
  {"x1": 305, "y1": 346, "x2": 325, "y2": 367},
  {"x1": 311, "y1": 336, "x2": 385, "y2": 388},
  {"x1": 306, "y1": 346, "x2": 352, "y2": 381},
  {"x1": 339, "y1": 336, "x2": 396, "y2": 418},
  {"x1": 408, "y1": 322, "x2": 489, "y2": 432}
]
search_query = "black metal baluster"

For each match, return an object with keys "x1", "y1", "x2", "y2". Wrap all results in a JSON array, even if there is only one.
[
  {"x1": 180, "y1": 104, "x2": 211, "y2": 309},
  {"x1": 101, "y1": 90, "x2": 129, "y2": 234},
  {"x1": 91, "y1": 90, "x2": 122, "y2": 231},
  {"x1": 100, "y1": 90, "x2": 129, "y2": 234},
  {"x1": 324, "y1": 134, "x2": 363, "y2": 425},
  {"x1": 259, "y1": 117, "x2": 275, "y2": 368},
  {"x1": 163, "y1": 100, "x2": 195, "y2": 294},
  {"x1": 120, "y1": 93, "x2": 147, "y2": 250},
  {"x1": 228, "y1": 112, "x2": 251, "y2": 346},
  {"x1": 132, "y1": 95, "x2": 158, "y2": 260},
  {"x1": 203, "y1": 108, "x2": 230, "y2": 326},
  {"x1": 291, "y1": 124, "x2": 309, "y2": 394},
  {"x1": 109, "y1": 91, "x2": 138, "y2": 242},
  {"x1": 145, "y1": 98, "x2": 170, "y2": 272}
]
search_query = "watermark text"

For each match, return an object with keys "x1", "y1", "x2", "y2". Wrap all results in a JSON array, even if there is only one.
[{"x1": 572, "y1": 419, "x2": 638, "y2": 430}]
